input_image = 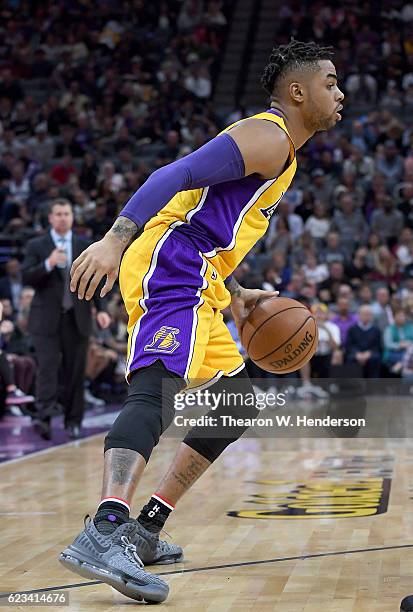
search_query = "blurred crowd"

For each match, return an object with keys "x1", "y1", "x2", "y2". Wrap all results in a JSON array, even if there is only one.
[
  {"x1": 0, "y1": 0, "x2": 413, "y2": 415},
  {"x1": 0, "y1": 0, "x2": 230, "y2": 413}
]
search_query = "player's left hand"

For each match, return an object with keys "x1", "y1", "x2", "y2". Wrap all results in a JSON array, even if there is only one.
[
  {"x1": 96, "y1": 311, "x2": 111, "y2": 329},
  {"x1": 231, "y1": 288, "x2": 279, "y2": 340}
]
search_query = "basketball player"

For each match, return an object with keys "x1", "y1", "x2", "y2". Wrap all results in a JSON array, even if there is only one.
[{"x1": 60, "y1": 41, "x2": 344, "y2": 602}]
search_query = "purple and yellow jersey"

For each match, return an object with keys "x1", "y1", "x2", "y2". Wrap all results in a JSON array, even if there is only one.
[
  {"x1": 144, "y1": 109, "x2": 297, "y2": 280},
  {"x1": 120, "y1": 110, "x2": 297, "y2": 385}
]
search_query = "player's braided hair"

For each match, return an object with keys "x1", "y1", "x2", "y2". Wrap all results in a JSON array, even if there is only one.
[{"x1": 261, "y1": 40, "x2": 334, "y2": 96}]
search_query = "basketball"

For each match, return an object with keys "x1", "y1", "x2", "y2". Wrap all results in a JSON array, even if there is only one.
[{"x1": 241, "y1": 297, "x2": 318, "y2": 374}]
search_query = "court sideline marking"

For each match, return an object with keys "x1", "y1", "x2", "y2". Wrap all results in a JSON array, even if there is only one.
[{"x1": 1, "y1": 543, "x2": 413, "y2": 598}]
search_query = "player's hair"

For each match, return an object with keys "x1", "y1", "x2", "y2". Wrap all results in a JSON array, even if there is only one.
[{"x1": 261, "y1": 39, "x2": 334, "y2": 97}]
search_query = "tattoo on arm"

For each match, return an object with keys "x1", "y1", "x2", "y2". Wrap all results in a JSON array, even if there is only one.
[
  {"x1": 226, "y1": 276, "x2": 242, "y2": 298},
  {"x1": 108, "y1": 216, "x2": 139, "y2": 248}
]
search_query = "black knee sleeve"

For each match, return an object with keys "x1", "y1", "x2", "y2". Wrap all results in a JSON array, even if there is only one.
[
  {"x1": 104, "y1": 360, "x2": 185, "y2": 462},
  {"x1": 183, "y1": 368, "x2": 258, "y2": 463}
]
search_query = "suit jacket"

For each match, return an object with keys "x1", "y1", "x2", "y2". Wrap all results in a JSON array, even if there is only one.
[{"x1": 22, "y1": 231, "x2": 105, "y2": 337}]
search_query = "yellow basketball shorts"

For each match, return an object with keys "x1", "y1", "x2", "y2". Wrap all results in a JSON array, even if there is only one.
[{"x1": 119, "y1": 225, "x2": 245, "y2": 387}]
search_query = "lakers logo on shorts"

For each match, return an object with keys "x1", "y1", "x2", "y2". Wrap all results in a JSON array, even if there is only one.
[
  {"x1": 144, "y1": 326, "x2": 180, "y2": 354},
  {"x1": 259, "y1": 192, "x2": 284, "y2": 220}
]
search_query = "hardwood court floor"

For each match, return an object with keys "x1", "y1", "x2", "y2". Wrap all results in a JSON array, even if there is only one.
[{"x1": 1, "y1": 432, "x2": 413, "y2": 611}]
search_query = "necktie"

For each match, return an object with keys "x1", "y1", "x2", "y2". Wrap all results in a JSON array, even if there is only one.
[{"x1": 60, "y1": 237, "x2": 73, "y2": 311}]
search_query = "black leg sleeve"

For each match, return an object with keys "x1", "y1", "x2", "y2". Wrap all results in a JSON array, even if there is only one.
[{"x1": 104, "y1": 360, "x2": 185, "y2": 462}]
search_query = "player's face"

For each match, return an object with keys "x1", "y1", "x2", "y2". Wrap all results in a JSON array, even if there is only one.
[{"x1": 305, "y1": 60, "x2": 344, "y2": 132}]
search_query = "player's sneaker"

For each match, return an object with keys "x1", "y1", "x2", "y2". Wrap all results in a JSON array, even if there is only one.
[
  {"x1": 131, "y1": 520, "x2": 184, "y2": 565},
  {"x1": 401, "y1": 594, "x2": 413, "y2": 610},
  {"x1": 59, "y1": 516, "x2": 169, "y2": 603}
]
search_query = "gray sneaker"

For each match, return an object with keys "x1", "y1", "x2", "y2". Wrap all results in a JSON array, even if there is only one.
[
  {"x1": 59, "y1": 516, "x2": 169, "y2": 603},
  {"x1": 131, "y1": 520, "x2": 184, "y2": 565}
]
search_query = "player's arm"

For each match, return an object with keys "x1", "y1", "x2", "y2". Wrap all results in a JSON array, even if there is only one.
[{"x1": 71, "y1": 120, "x2": 290, "y2": 300}]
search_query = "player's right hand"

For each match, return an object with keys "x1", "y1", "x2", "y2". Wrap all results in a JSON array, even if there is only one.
[{"x1": 70, "y1": 235, "x2": 124, "y2": 301}]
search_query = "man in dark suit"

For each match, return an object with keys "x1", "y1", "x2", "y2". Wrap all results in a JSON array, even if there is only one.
[
  {"x1": 22, "y1": 198, "x2": 110, "y2": 440},
  {"x1": 346, "y1": 305, "x2": 382, "y2": 378}
]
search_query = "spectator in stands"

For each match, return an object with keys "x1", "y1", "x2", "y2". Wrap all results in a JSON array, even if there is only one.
[
  {"x1": 302, "y1": 252, "x2": 329, "y2": 284},
  {"x1": 336, "y1": 283, "x2": 357, "y2": 311},
  {"x1": 357, "y1": 282, "x2": 374, "y2": 307},
  {"x1": 397, "y1": 182, "x2": 413, "y2": 225},
  {"x1": 0, "y1": 315, "x2": 36, "y2": 399},
  {"x1": 332, "y1": 192, "x2": 367, "y2": 256},
  {"x1": 304, "y1": 201, "x2": 331, "y2": 242},
  {"x1": 50, "y1": 153, "x2": 77, "y2": 185},
  {"x1": 372, "y1": 286, "x2": 394, "y2": 332},
  {"x1": 345, "y1": 70, "x2": 378, "y2": 106},
  {"x1": 27, "y1": 173, "x2": 51, "y2": 217},
  {"x1": 0, "y1": 259, "x2": 23, "y2": 312},
  {"x1": 394, "y1": 227, "x2": 413, "y2": 268},
  {"x1": 16, "y1": 287, "x2": 34, "y2": 335},
  {"x1": 319, "y1": 261, "x2": 348, "y2": 301},
  {"x1": 0, "y1": 69, "x2": 24, "y2": 104},
  {"x1": 331, "y1": 296, "x2": 358, "y2": 345},
  {"x1": 346, "y1": 247, "x2": 372, "y2": 287},
  {"x1": 265, "y1": 216, "x2": 292, "y2": 255},
  {"x1": 310, "y1": 303, "x2": 342, "y2": 378},
  {"x1": 375, "y1": 140, "x2": 404, "y2": 189},
  {"x1": 283, "y1": 271, "x2": 305, "y2": 299},
  {"x1": 365, "y1": 232, "x2": 382, "y2": 268},
  {"x1": 370, "y1": 195, "x2": 404, "y2": 246},
  {"x1": 1, "y1": 298, "x2": 14, "y2": 322},
  {"x1": 383, "y1": 309, "x2": 413, "y2": 373},
  {"x1": 343, "y1": 145, "x2": 375, "y2": 181},
  {"x1": 0, "y1": 128, "x2": 24, "y2": 157},
  {"x1": 184, "y1": 63, "x2": 212, "y2": 99},
  {"x1": 0, "y1": 340, "x2": 34, "y2": 416},
  {"x1": 290, "y1": 231, "x2": 316, "y2": 267},
  {"x1": 308, "y1": 168, "x2": 335, "y2": 203},
  {"x1": 86, "y1": 201, "x2": 113, "y2": 241},
  {"x1": 261, "y1": 252, "x2": 291, "y2": 292},
  {"x1": 3, "y1": 161, "x2": 30, "y2": 225},
  {"x1": 27, "y1": 123, "x2": 55, "y2": 166},
  {"x1": 346, "y1": 305, "x2": 382, "y2": 378},
  {"x1": 156, "y1": 131, "x2": 182, "y2": 167},
  {"x1": 295, "y1": 190, "x2": 314, "y2": 222},
  {"x1": 401, "y1": 342, "x2": 413, "y2": 383},
  {"x1": 370, "y1": 245, "x2": 401, "y2": 289},
  {"x1": 274, "y1": 197, "x2": 303, "y2": 231},
  {"x1": 321, "y1": 231, "x2": 347, "y2": 265}
]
